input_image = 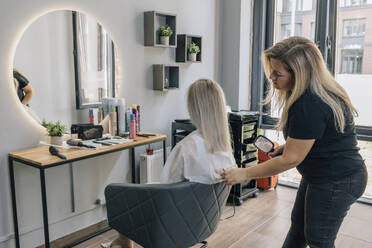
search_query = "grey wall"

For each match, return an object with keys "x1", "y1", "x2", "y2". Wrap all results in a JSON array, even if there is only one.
[{"x1": 0, "y1": 0, "x2": 222, "y2": 247}]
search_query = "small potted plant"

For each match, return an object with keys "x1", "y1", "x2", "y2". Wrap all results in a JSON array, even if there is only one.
[
  {"x1": 158, "y1": 25, "x2": 173, "y2": 46},
  {"x1": 187, "y1": 42, "x2": 200, "y2": 62},
  {"x1": 42, "y1": 120, "x2": 67, "y2": 146}
]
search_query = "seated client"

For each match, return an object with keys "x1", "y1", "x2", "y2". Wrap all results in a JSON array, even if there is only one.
[{"x1": 102, "y1": 78, "x2": 236, "y2": 248}]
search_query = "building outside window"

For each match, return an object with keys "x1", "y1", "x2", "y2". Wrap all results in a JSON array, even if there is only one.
[
  {"x1": 340, "y1": 49, "x2": 363, "y2": 74},
  {"x1": 282, "y1": 0, "x2": 304, "y2": 12},
  {"x1": 281, "y1": 23, "x2": 302, "y2": 39},
  {"x1": 340, "y1": 0, "x2": 368, "y2": 7},
  {"x1": 343, "y1": 18, "x2": 366, "y2": 37},
  {"x1": 310, "y1": 22, "x2": 315, "y2": 40}
]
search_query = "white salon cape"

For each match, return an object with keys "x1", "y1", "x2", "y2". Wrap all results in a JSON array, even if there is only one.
[{"x1": 161, "y1": 130, "x2": 237, "y2": 184}]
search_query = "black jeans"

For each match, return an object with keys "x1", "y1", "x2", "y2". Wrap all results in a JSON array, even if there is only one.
[{"x1": 282, "y1": 165, "x2": 368, "y2": 248}]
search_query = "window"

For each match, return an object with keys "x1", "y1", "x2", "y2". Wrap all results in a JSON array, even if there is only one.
[
  {"x1": 252, "y1": 0, "x2": 317, "y2": 183},
  {"x1": 310, "y1": 22, "x2": 315, "y2": 41},
  {"x1": 340, "y1": 49, "x2": 363, "y2": 74},
  {"x1": 281, "y1": 0, "x2": 304, "y2": 12},
  {"x1": 271, "y1": 0, "x2": 316, "y2": 120},
  {"x1": 343, "y1": 19, "x2": 366, "y2": 37},
  {"x1": 335, "y1": 4, "x2": 372, "y2": 127},
  {"x1": 280, "y1": 23, "x2": 302, "y2": 39},
  {"x1": 251, "y1": 0, "x2": 372, "y2": 201},
  {"x1": 340, "y1": 0, "x2": 368, "y2": 7}
]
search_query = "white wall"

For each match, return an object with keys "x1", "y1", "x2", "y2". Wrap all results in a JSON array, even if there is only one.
[{"x1": 0, "y1": 0, "x2": 222, "y2": 247}]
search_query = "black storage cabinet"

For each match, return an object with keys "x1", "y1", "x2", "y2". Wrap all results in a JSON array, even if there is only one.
[
  {"x1": 228, "y1": 111, "x2": 260, "y2": 205},
  {"x1": 171, "y1": 120, "x2": 196, "y2": 149}
]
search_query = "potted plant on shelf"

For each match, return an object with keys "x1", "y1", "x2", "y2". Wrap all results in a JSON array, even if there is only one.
[
  {"x1": 42, "y1": 120, "x2": 67, "y2": 146},
  {"x1": 187, "y1": 42, "x2": 200, "y2": 62},
  {"x1": 158, "y1": 25, "x2": 173, "y2": 45}
]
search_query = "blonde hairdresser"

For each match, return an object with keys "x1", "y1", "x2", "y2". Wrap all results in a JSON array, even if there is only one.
[{"x1": 222, "y1": 36, "x2": 367, "y2": 248}]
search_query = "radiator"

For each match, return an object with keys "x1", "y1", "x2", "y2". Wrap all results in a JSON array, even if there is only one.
[{"x1": 140, "y1": 147, "x2": 170, "y2": 183}]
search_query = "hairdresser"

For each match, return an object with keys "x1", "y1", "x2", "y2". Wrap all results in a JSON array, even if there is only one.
[
  {"x1": 13, "y1": 69, "x2": 34, "y2": 106},
  {"x1": 221, "y1": 36, "x2": 367, "y2": 248}
]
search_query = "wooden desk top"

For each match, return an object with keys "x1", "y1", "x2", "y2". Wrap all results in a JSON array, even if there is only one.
[{"x1": 9, "y1": 133, "x2": 166, "y2": 168}]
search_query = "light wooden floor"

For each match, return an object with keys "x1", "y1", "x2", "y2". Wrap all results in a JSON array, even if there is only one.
[{"x1": 76, "y1": 185, "x2": 372, "y2": 248}]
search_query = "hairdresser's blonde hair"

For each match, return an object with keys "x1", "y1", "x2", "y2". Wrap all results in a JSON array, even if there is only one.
[
  {"x1": 263, "y1": 36, "x2": 357, "y2": 133},
  {"x1": 187, "y1": 79, "x2": 232, "y2": 153}
]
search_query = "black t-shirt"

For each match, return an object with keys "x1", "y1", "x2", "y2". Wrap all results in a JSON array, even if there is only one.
[
  {"x1": 283, "y1": 90, "x2": 364, "y2": 183},
  {"x1": 13, "y1": 70, "x2": 29, "y2": 102}
]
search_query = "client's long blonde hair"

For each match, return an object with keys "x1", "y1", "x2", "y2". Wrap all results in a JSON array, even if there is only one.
[
  {"x1": 263, "y1": 36, "x2": 357, "y2": 133},
  {"x1": 187, "y1": 79, "x2": 232, "y2": 153}
]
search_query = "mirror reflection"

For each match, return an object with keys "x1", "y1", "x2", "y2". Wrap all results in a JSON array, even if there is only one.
[
  {"x1": 13, "y1": 10, "x2": 118, "y2": 128},
  {"x1": 73, "y1": 11, "x2": 116, "y2": 109}
]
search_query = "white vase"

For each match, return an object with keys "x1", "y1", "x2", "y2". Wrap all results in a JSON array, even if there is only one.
[
  {"x1": 160, "y1": 36, "x2": 169, "y2": 46},
  {"x1": 188, "y1": 53, "x2": 197, "y2": 62},
  {"x1": 50, "y1": 136, "x2": 63, "y2": 146}
]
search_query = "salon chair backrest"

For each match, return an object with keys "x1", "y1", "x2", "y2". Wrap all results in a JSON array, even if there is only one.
[{"x1": 105, "y1": 181, "x2": 229, "y2": 248}]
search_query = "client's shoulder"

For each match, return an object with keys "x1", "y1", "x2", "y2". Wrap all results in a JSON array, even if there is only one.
[{"x1": 176, "y1": 130, "x2": 204, "y2": 150}]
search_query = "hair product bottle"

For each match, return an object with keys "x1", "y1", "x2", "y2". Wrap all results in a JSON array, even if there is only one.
[
  {"x1": 132, "y1": 104, "x2": 138, "y2": 135},
  {"x1": 136, "y1": 105, "x2": 141, "y2": 133},
  {"x1": 109, "y1": 112, "x2": 117, "y2": 136},
  {"x1": 117, "y1": 98, "x2": 126, "y2": 136},
  {"x1": 89, "y1": 108, "x2": 94, "y2": 124},
  {"x1": 125, "y1": 107, "x2": 131, "y2": 133},
  {"x1": 97, "y1": 107, "x2": 104, "y2": 124},
  {"x1": 130, "y1": 114, "x2": 136, "y2": 139}
]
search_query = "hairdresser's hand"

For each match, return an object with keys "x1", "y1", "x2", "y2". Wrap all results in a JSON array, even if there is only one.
[
  {"x1": 221, "y1": 168, "x2": 251, "y2": 185},
  {"x1": 268, "y1": 145, "x2": 284, "y2": 158}
]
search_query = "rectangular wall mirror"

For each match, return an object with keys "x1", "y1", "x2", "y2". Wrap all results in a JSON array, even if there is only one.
[{"x1": 72, "y1": 11, "x2": 116, "y2": 109}]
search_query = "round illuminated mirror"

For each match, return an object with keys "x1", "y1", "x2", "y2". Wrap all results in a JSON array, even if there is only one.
[{"x1": 13, "y1": 10, "x2": 118, "y2": 129}]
